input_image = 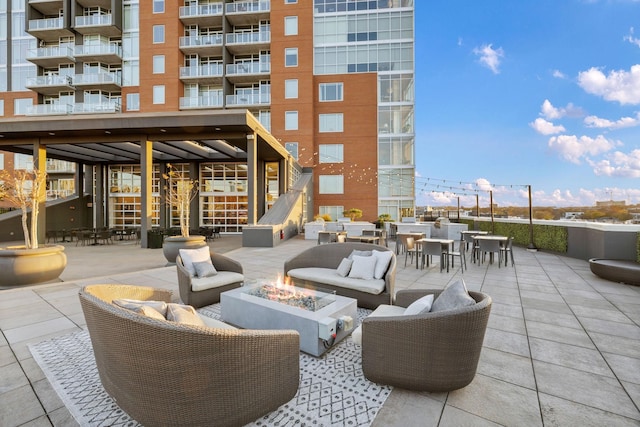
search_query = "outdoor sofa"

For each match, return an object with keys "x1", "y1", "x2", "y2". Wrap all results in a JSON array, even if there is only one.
[
  {"x1": 283, "y1": 242, "x2": 396, "y2": 309},
  {"x1": 79, "y1": 284, "x2": 299, "y2": 427}
]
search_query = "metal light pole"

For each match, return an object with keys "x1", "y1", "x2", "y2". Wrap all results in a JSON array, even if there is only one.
[
  {"x1": 527, "y1": 185, "x2": 537, "y2": 250},
  {"x1": 490, "y1": 190, "x2": 494, "y2": 234}
]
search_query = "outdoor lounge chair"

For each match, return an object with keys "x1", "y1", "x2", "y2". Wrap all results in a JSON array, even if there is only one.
[
  {"x1": 79, "y1": 284, "x2": 300, "y2": 427},
  {"x1": 359, "y1": 288, "x2": 491, "y2": 391}
]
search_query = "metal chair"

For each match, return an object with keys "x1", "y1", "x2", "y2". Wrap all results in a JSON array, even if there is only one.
[
  {"x1": 421, "y1": 240, "x2": 446, "y2": 271},
  {"x1": 446, "y1": 239, "x2": 467, "y2": 273},
  {"x1": 500, "y1": 236, "x2": 515, "y2": 267},
  {"x1": 317, "y1": 232, "x2": 332, "y2": 245},
  {"x1": 404, "y1": 237, "x2": 419, "y2": 267},
  {"x1": 478, "y1": 239, "x2": 502, "y2": 267}
]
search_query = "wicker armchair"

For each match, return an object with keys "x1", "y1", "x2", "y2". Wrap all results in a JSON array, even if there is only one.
[
  {"x1": 176, "y1": 251, "x2": 244, "y2": 308},
  {"x1": 360, "y1": 288, "x2": 491, "y2": 392},
  {"x1": 79, "y1": 284, "x2": 300, "y2": 427}
]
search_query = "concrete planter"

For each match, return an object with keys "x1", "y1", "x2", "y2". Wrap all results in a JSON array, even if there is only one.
[
  {"x1": 162, "y1": 235, "x2": 207, "y2": 264},
  {"x1": 0, "y1": 245, "x2": 67, "y2": 287}
]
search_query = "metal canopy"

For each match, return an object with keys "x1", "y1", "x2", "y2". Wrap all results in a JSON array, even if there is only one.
[{"x1": 0, "y1": 109, "x2": 291, "y2": 165}]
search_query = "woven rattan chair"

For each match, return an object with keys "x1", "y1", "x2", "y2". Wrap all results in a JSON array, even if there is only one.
[
  {"x1": 79, "y1": 284, "x2": 300, "y2": 427},
  {"x1": 176, "y1": 251, "x2": 244, "y2": 308},
  {"x1": 360, "y1": 288, "x2": 492, "y2": 392}
]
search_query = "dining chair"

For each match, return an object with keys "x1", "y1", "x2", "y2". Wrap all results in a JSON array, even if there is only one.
[
  {"x1": 422, "y1": 240, "x2": 446, "y2": 271},
  {"x1": 317, "y1": 232, "x2": 332, "y2": 245},
  {"x1": 336, "y1": 234, "x2": 347, "y2": 243},
  {"x1": 404, "y1": 237, "x2": 419, "y2": 267},
  {"x1": 500, "y1": 236, "x2": 515, "y2": 267},
  {"x1": 463, "y1": 232, "x2": 476, "y2": 252},
  {"x1": 478, "y1": 239, "x2": 502, "y2": 267},
  {"x1": 446, "y1": 240, "x2": 467, "y2": 273}
]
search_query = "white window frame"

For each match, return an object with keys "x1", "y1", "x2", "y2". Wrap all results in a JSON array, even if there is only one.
[
  {"x1": 284, "y1": 16, "x2": 298, "y2": 36},
  {"x1": 319, "y1": 144, "x2": 344, "y2": 163},
  {"x1": 285, "y1": 48, "x2": 298, "y2": 67},
  {"x1": 153, "y1": 25, "x2": 165, "y2": 43},
  {"x1": 319, "y1": 113, "x2": 344, "y2": 132},
  {"x1": 285, "y1": 142, "x2": 299, "y2": 160},
  {"x1": 153, "y1": 85, "x2": 165, "y2": 104},
  {"x1": 285, "y1": 111, "x2": 298, "y2": 130},
  {"x1": 319, "y1": 175, "x2": 344, "y2": 194},
  {"x1": 319, "y1": 82, "x2": 343, "y2": 102},
  {"x1": 319, "y1": 206, "x2": 344, "y2": 221},
  {"x1": 152, "y1": 55, "x2": 165, "y2": 74},
  {"x1": 285, "y1": 0, "x2": 297, "y2": 3},
  {"x1": 126, "y1": 93, "x2": 140, "y2": 111},
  {"x1": 153, "y1": 0, "x2": 164, "y2": 13},
  {"x1": 284, "y1": 79, "x2": 298, "y2": 99}
]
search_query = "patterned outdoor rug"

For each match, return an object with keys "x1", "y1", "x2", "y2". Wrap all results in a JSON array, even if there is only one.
[{"x1": 30, "y1": 306, "x2": 392, "y2": 427}]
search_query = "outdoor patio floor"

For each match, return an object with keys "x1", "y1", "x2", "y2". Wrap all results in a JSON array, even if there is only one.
[{"x1": 1, "y1": 235, "x2": 639, "y2": 426}]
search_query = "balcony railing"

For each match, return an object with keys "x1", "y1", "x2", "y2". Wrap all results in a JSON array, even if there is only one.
[
  {"x1": 28, "y1": 17, "x2": 63, "y2": 31},
  {"x1": 226, "y1": 93, "x2": 270, "y2": 106},
  {"x1": 26, "y1": 74, "x2": 73, "y2": 87},
  {"x1": 25, "y1": 104, "x2": 73, "y2": 116},
  {"x1": 179, "y1": 3, "x2": 224, "y2": 18},
  {"x1": 27, "y1": 45, "x2": 74, "y2": 60},
  {"x1": 226, "y1": 0, "x2": 270, "y2": 13},
  {"x1": 75, "y1": 43, "x2": 122, "y2": 57},
  {"x1": 180, "y1": 95, "x2": 224, "y2": 109},
  {"x1": 73, "y1": 101, "x2": 121, "y2": 114},
  {"x1": 179, "y1": 64, "x2": 224, "y2": 78},
  {"x1": 226, "y1": 62, "x2": 270, "y2": 75},
  {"x1": 75, "y1": 14, "x2": 113, "y2": 28},
  {"x1": 73, "y1": 72, "x2": 121, "y2": 86},
  {"x1": 226, "y1": 31, "x2": 270, "y2": 45},
  {"x1": 179, "y1": 34, "x2": 223, "y2": 48}
]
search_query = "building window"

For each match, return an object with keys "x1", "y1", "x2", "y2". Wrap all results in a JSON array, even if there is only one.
[
  {"x1": 126, "y1": 93, "x2": 140, "y2": 111},
  {"x1": 319, "y1": 83, "x2": 343, "y2": 102},
  {"x1": 319, "y1": 206, "x2": 343, "y2": 221},
  {"x1": 285, "y1": 0, "x2": 297, "y2": 3},
  {"x1": 153, "y1": 85, "x2": 165, "y2": 104},
  {"x1": 319, "y1": 175, "x2": 344, "y2": 194},
  {"x1": 319, "y1": 144, "x2": 343, "y2": 163},
  {"x1": 153, "y1": 25, "x2": 165, "y2": 43},
  {"x1": 285, "y1": 111, "x2": 298, "y2": 130},
  {"x1": 0, "y1": 153, "x2": 4, "y2": 169},
  {"x1": 14, "y1": 98, "x2": 33, "y2": 116},
  {"x1": 285, "y1": 48, "x2": 298, "y2": 67},
  {"x1": 153, "y1": 55, "x2": 165, "y2": 74},
  {"x1": 285, "y1": 142, "x2": 298, "y2": 160},
  {"x1": 0, "y1": 99, "x2": 4, "y2": 116},
  {"x1": 319, "y1": 113, "x2": 343, "y2": 132},
  {"x1": 284, "y1": 79, "x2": 298, "y2": 99},
  {"x1": 153, "y1": 0, "x2": 164, "y2": 13},
  {"x1": 284, "y1": 16, "x2": 298, "y2": 36}
]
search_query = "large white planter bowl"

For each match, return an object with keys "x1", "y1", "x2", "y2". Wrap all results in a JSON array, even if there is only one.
[
  {"x1": 162, "y1": 235, "x2": 207, "y2": 263},
  {"x1": 0, "y1": 245, "x2": 67, "y2": 287}
]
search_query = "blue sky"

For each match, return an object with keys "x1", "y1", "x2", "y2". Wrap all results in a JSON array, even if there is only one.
[{"x1": 413, "y1": 0, "x2": 640, "y2": 208}]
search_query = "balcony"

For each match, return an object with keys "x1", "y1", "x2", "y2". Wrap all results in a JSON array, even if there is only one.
[
  {"x1": 226, "y1": 93, "x2": 270, "y2": 107},
  {"x1": 75, "y1": 43, "x2": 122, "y2": 65},
  {"x1": 226, "y1": 62, "x2": 270, "y2": 84},
  {"x1": 225, "y1": 0, "x2": 270, "y2": 26},
  {"x1": 74, "y1": 14, "x2": 121, "y2": 37},
  {"x1": 28, "y1": 0, "x2": 64, "y2": 16},
  {"x1": 179, "y1": 95, "x2": 224, "y2": 110},
  {"x1": 225, "y1": 31, "x2": 270, "y2": 55},
  {"x1": 179, "y1": 64, "x2": 224, "y2": 84},
  {"x1": 179, "y1": 34, "x2": 223, "y2": 56},
  {"x1": 179, "y1": 3, "x2": 224, "y2": 27},
  {"x1": 73, "y1": 72, "x2": 121, "y2": 91},
  {"x1": 27, "y1": 17, "x2": 74, "y2": 40},
  {"x1": 26, "y1": 45, "x2": 75, "y2": 68},
  {"x1": 73, "y1": 101, "x2": 121, "y2": 114},
  {"x1": 25, "y1": 75, "x2": 74, "y2": 96},
  {"x1": 25, "y1": 103, "x2": 73, "y2": 116}
]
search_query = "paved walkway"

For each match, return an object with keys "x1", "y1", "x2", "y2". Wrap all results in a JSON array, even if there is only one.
[{"x1": 1, "y1": 236, "x2": 639, "y2": 426}]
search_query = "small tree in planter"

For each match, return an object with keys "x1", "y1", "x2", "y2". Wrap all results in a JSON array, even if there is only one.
[
  {"x1": 163, "y1": 164, "x2": 198, "y2": 237},
  {"x1": 0, "y1": 167, "x2": 47, "y2": 249},
  {"x1": 343, "y1": 208, "x2": 363, "y2": 221}
]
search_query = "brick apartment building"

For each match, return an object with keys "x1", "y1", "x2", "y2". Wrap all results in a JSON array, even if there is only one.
[{"x1": 0, "y1": 0, "x2": 415, "y2": 235}]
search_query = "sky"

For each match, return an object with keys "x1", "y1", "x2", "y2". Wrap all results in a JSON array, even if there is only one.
[{"x1": 413, "y1": 0, "x2": 640, "y2": 208}]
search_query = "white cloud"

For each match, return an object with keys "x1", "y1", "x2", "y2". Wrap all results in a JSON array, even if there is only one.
[
  {"x1": 588, "y1": 149, "x2": 640, "y2": 177},
  {"x1": 539, "y1": 99, "x2": 584, "y2": 120},
  {"x1": 530, "y1": 118, "x2": 566, "y2": 135},
  {"x1": 547, "y1": 134, "x2": 619, "y2": 164},
  {"x1": 584, "y1": 112, "x2": 640, "y2": 129},
  {"x1": 624, "y1": 27, "x2": 640, "y2": 48},
  {"x1": 552, "y1": 69, "x2": 567, "y2": 79},
  {"x1": 473, "y1": 44, "x2": 504, "y2": 74},
  {"x1": 578, "y1": 65, "x2": 640, "y2": 105}
]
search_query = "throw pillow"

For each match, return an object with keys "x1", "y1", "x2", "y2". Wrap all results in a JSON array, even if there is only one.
[
  {"x1": 372, "y1": 250, "x2": 393, "y2": 279},
  {"x1": 166, "y1": 303, "x2": 206, "y2": 326},
  {"x1": 347, "y1": 249, "x2": 373, "y2": 260},
  {"x1": 113, "y1": 298, "x2": 168, "y2": 316},
  {"x1": 404, "y1": 294, "x2": 434, "y2": 315},
  {"x1": 336, "y1": 257, "x2": 353, "y2": 277},
  {"x1": 431, "y1": 280, "x2": 476, "y2": 313},
  {"x1": 348, "y1": 255, "x2": 377, "y2": 280},
  {"x1": 193, "y1": 260, "x2": 217, "y2": 278},
  {"x1": 179, "y1": 246, "x2": 211, "y2": 277},
  {"x1": 136, "y1": 305, "x2": 167, "y2": 321}
]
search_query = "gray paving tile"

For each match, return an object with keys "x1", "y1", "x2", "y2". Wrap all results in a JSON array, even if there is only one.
[
  {"x1": 371, "y1": 389, "x2": 443, "y2": 427},
  {"x1": 32, "y1": 377, "x2": 65, "y2": 413},
  {"x1": 533, "y1": 360, "x2": 640, "y2": 420},
  {"x1": 521, "y1": 297, "x2": 573, "y2": 315},
  {"x1": 526, "y1": 319, "x2": 594, "y2": 348},
  {"x1": 487, "y1": 312, "x2": 527, "y2": 335},
  {"x1": 439, "y1": 405, "x2": 502, "y2": 426},
  {"x1": 483, "y1": 327, "x2": 530, "y2": 357},
  {"x1": 529, "y1": 337, "x2": 613, "y2": 377},
  {"x1": 0, "y1": 362, "x2": 29, "y2": 394},
  {"x1": 477, "y1": 347, "x2": 536, "y2": 389},
  {"x1": 622, "y1": 381, "x2": 640, "y2": 410},
  {"x1": 4, "y1": 317, "x2": 78, "y2": 345},
  {"x1": 0, "y1": 384, "x2": 46, "y2": 427},
  {"x1": 0, "y1": 345, "x2": 16, "y2": 368},
  {"x1": 601, "y1": 352, "x2": 640, "y2": 385},
  {"x1": 579, "y1": 317, "x2": 640, "y2": 340},
  {"x1": 589, "y1": 332, "x2": 640, "y2": 359},
  {"x1": 572, "y1": 304, "x2": 634, "y2": 323},
  {"x1": 523, "y1": 307, "x2": 583, "y2": 330},
  {"x1": 539, "y1": 393, "x2": 640, "y2": 427},
  {"x1": 47, "y1": 405, "x2": 80, "y2": 427}
]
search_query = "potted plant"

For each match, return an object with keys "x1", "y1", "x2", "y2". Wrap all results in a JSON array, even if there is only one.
[
  {"x1": 0, "y1": 167, "x2": 67, "y2": 286},
  {"x1": 343, "y1": 208, "x2": 363, "y2": 222},
  {"x1": 161, "y1": 164, "x2": 207, "y2": 263}
]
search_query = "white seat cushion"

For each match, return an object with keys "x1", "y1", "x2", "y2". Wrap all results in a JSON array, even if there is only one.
[
  {"x1": 287, "y1": 268, "x2": 385, "y2": 295},
  {"x1": 199, "y1": 315, "x2": 237, "y2": 330},
  {"x1": 352, "y1": 304, "x2": 406, "y2": 346},
  {"x1": 191, "y1": 271, "x2": 244, "y2": 292}
]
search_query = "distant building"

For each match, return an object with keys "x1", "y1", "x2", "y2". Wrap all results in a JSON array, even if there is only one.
[
  {"x1": 596, "y1": 200, "x2": 626, "y2": 207},
  {"x1": 563, "y1": 211, "x2": 584, "y2": 220}
]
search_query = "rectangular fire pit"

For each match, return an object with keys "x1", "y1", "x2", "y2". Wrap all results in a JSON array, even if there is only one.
[{"x1": 221, "y1": 280, "x2": 357, "y2": 357}]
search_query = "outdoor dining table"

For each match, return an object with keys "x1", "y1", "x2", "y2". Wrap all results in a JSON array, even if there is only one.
[
  {"x1": 349, "y1": 235, "x2": 380, "y2": 244},
  {"x1": 472, "y1": 235, "x2": 508, "y2": 264},
  {"x1": 395, "y1": 232, "x2": 426, "y2": 254},
  {"x1": 416, "y1": 238, "x2": 454, "y2": 270}
]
